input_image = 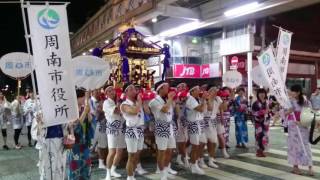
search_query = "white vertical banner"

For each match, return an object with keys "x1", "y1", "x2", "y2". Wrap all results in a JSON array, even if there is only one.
[
  {"x1": 275, "y1": 29, "x2": 292, "y2": 82},
  {"x1": 258, "y1": 47, "x2": 291, "y2": 109},
  {"x1": 27, "y1": 5, "x2": 78, "y2": 127}
]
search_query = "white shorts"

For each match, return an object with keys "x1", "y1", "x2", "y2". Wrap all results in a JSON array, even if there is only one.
[
  {"x1": 96, "y1": 131, "x2": 108, "y2": 148},
  {"x1": 108, "y1": 134, "x2": 126, "y2": 149},
  {"x1": 190, "y1": 133, "x2": 207, "y2": 145},
  {"x1": 217, "y1": 122, "x2": 225, "y2": 135},
  {"x1": 156, "y1": 136, "x2": 176, "y2": 150},
  {"x1": 0, "y1": 123, "x2": 7, "y2": 130},
  {"x1": 125, "y1": 137, "x2": 144, "y2": 153},
  {"x1": 176, "y1": 126, "x2": 188, "y2": 143},
  {"x1": 205, "y1": 125, "x2": 218, "y2": 143}
]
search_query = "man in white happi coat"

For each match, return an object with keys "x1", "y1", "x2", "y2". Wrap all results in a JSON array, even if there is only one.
[
  {"x1": 120, "y1": 83, "x2": 145, "y2": 180},
  {"x1": 149, "y1": 81, "x2": 178, "y2": 180},
  {"x1": 104, "y1": 85, "x2": 126, "y2": 180},
  {"x1": 185, "y1": 85, "x2": 209, "y2": 175}
]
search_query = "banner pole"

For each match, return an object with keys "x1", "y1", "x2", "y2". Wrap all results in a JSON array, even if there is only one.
[
  {"x1": 272, "y1": 25, "x2": 294, "y2": 34},
  {"x1": 20, "y1": 0, "x2": 38, "y2": 100},
  {"x1": 17, "y1": 79, "x2": 21, "y2": 97}
]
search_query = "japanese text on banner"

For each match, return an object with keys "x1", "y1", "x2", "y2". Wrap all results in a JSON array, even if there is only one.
[
  {"x1": 258, "y1": 47, "x2": 291, "y2": 109},
  {"x1": 27, "y1": 5, "x2": 78, "y2": 127},
  {"x1": 276, "y1": 29, "x2": 292, "y2": 82}
]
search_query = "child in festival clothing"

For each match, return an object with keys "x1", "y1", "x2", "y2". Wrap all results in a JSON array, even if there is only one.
[
  {"x1": 252, "y1": 88, "x2": 270, "y2": 157},
  {"x1": 234, "y1": 88, "x2": 249, "y2": 148}
]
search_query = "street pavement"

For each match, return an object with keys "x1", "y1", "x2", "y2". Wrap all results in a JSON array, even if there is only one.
[{"x1": 0, "y1": 120, "x2": 319, "y2": 180}]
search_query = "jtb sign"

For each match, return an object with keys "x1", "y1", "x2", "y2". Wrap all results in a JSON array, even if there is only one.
[
  {"x1": 174, "y1": 64, "x2": 220, "y2": 78},
  {"x1": 174, "y1": 64, "x2": 201, "y2": 78},
  {"x1": 28, "y1": 5, "x2": 78, "y2": 127}
]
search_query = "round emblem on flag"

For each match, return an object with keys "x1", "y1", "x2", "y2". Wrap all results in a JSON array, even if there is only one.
[
  {"x1": 282, "y1": 34, "x2": 290, "y2": 45},
  {"x1": 262, "y1": 54, "x2": 270, "y2": 65},
  {"x1": 37, "y1": 8, "x2": 60, "y2": 29}
]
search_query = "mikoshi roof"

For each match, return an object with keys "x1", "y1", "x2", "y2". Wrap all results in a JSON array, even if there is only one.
[{"x1": 102, "y1": 27, "x2": 162, "y2": 59}]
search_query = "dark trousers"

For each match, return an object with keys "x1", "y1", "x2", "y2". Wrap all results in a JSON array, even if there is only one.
[
  {"x1": 1, "y1": 129, "x2": 7, "y2": 137},
  {"x1": 14, "y1": 128, "x2": 22, "y2": 145},
  {"x1": 27, "y1": 125, "x2": 31, "y2": 142}
]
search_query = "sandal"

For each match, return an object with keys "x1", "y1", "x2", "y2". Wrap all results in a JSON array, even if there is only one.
[
  {"x1": 290, "y1": 169, "x2": 302, "y2": 175},
  {"x1": 308, "y1": 170, "x2": 314, "y2": 176}
]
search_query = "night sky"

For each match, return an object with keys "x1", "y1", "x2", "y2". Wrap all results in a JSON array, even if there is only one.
[{"x1": 0, "y1": 0, "x2": 105, "y2": 96}]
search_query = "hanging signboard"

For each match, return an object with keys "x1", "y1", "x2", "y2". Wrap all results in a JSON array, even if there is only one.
[
  {"x1": 72, "y1": 55, "x2": 110, "y2": 90},
  {"x1": 222, "y1": 71, "x2": 242, "y2": 89},
  {"x1": 258, "y1": 46, "x2": 291, "y2": 108},
  {"x1": 0, "y1": 52, "x2": 33, "y2": 79},
  {"x1": 27, "y1": 5, "x2": 78, "y2": 127},
  {"x1": 275, "y1": 29, "x2": 292, "y2": 82}
]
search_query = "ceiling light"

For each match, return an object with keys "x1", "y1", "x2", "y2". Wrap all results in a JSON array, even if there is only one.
[
  {"x1": 89, "y1": 48, "x2": 93, "y2": 52},
  {"x1": 105, "y1": 40, "x2": 109, "y2": 44},
  {"x1": 82, "y1": 52, "x2": 86, "y2": 55},
  {"x1": 152, "y1": 17, "x2": 158, "y2": 23},
  {"x1": 192, "y1": 37, "x2": 198, "y2": 44},
  {"x1": 224, "y1": 2, "x2": 260, "y2": 17},
  {"x1": 158, "y1": 21, "x2": 201, "y2": 37}
]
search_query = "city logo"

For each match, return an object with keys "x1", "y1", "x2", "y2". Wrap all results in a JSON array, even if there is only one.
[
  {"x1": 37, "y1": 8, "x2": 60, "y2": 29},
  {"x1": 282, "y1": 34, "x2": 290, "y2": 45},
  {"x1": 262, "y1": 54, "x2": 270, "y2": 65}
]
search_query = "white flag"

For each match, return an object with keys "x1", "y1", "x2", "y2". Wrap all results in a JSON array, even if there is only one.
[
  {"x1": 276, "y1": 29, "x2": 292, "y2": 82},
  {"x1": 258, "y1": 47, "x2": 291, "y2": 109},
  {"x1": 27, "y1": 5, "x2": 78, "y2": 127}
]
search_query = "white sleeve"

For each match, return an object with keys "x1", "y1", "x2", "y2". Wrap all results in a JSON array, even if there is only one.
[
  {"x1": 217, "y1": 97, "x2": 223, "y2": 104},
  {"x1": 186, "y1": 97, "x2": 199, "y2": 110},
  {"x1": 103, "y1": 99, "x2": 116, "y2": 117},
  {"x1": 149, "y1": 99, "x2": 161, "y2": 114}
]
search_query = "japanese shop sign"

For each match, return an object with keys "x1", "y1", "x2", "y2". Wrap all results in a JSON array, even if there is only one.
[
  {"x1": 174, "y1": 64, "x2": 220, "y2": 78},
  {"x1": 174, "y1": 64, "x2": 201, "y2": 78},
  {"x1": 201, "y1": 64, "x2": 210, "y2": 78},
  {"x1": 222, "y1": 71, "x2": 242, "y2": 89},
  {"x1": 258, "y1": 46, "x2": 290, "y2": 108},
  {"x1": 73, "y1": 55, "x2": 110, "y2": 90},
  {"x1": 275, "y1": 29, "x2": 292, "y2": 82},
  {"x1": 27, "y1": 5, "x2": 78, "y2": 127},
  {"x1": 0, "y1": 52, "x2": 33, "y2": 79}
]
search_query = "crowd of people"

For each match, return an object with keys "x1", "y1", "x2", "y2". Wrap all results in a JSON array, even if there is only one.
[{"x1": 0, "y1": 81, "x2": 319, "y2": 180}]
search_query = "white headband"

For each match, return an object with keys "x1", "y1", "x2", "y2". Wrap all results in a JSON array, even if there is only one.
[
  {"x1": 189, "y1": 85, "x2": 200, "y2": 92},
  {"x1": 124, "y1": 84, "x2": 135, "y2": 92},
  {"x1": 208, "y1": 86, "x2": 217, "y2": 92},
  {"x1": 156, "y1": 82, "x2": 169, "y2": 92},
  {"x1": 105, "y1": 86, "x2": 113, "y2": 92},
  {"x1": 177, "y1": 83, "x2": 187, "y2": 88}
]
